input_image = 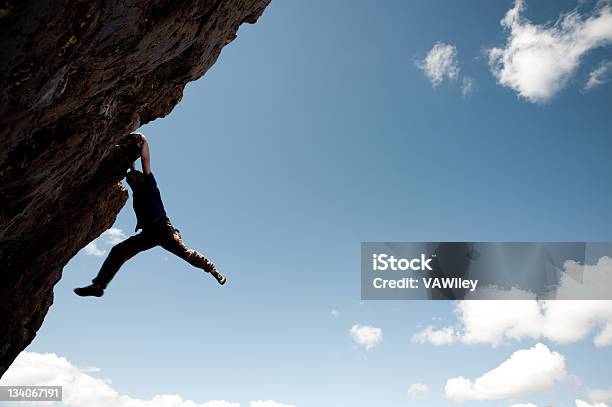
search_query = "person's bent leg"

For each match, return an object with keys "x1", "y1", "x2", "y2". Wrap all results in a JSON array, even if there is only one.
[
  {"x1": 158, "y1": 221, "x2": 226, "y2": 285},
  {"x1": 87, "y1": 232, "x2": 155, "y2": 290}
]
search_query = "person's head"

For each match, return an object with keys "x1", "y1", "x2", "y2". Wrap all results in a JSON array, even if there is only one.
[{"x1": 126, "y1": 169, "x2": 145, "y2": 189}]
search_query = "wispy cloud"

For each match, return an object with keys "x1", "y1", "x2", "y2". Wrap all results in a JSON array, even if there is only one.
[
  {"x1": 509, "y1": 402, "x2": 610, "y2": 407},
  {"x1": 408, "y1": 383, "x2": 431, "y2": 400},
  {"x1": 444, "y1": 343, "x2": 566, "y2": 402},
  {"x1": 83, "y1": 241, "x2": 106, "y2": 257},
  {"x1": 588, "y1": 387, "x2": 612, "y2": 405},
  {"x1": 250, "y1": 402, "x2": 296, "y2": 407},
  {"x1": 488, "y1": 0, "x2": 612, "y2": 102},
  {"x1": 416, "y1": 42, "x2": 460, "y2": 87},
  {"x1": 82, "y1": 228, "x2": 127, "y2": 257},
  {"x1": 412, "y1": 325, "x2": 456, "y2": 345},
  {"x1": 585, "y1": 60, "x2": 612, "y2": 90},
  {"x1": 461, "y1": 76, "x2": 475, "y2": 97},
  {"x1": 350, "y1": 324, "x2": 382, "y2": 350},
  {"x1": 103, "y1": 228, "x2": 127, "y2": 245},
  {"x1": 576, "y1": 400, "x2": 610, "y2": 407},
  {"x1": 417, "y1": 42, "x2": 476, "y2": 97}
]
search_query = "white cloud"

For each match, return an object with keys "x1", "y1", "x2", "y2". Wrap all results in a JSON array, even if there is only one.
[
  {"x1": 576, "y1": 400, "x2": 610, "y2": 407},
  {"x1": 585, "y1": 60, "x2": 612, "y2": 90},
  {"x1": 0, "y1": 352, "x2": 290, "y2": 407},
  {"x1": 103, "y1": 228, "x2": 127, "y2": 245},
  {"x1": 589, "y1": 387, "x2": 612, "y2": 404},
  {"x1": 408, "y1": 383, "x2": 430, "y2": 400},
  {"x1": 79, "y1": 366, "x2": 101, "y2": 373},
  {"x1": 413, "y1": 300, "x2": 612, "y2": 347},
  {"x1": 593, "y1": 321, "x2": 612, "y2": 347},
  {"x1": 553, "y1": 256, "x2": 612, "y2": 302},
  {"x1": 461, "y1": 76, "x2": 474, "y2": 97},
  {"x1": 330, "y1": 309, "x2": 339, "y2": 318},
  {"x1": 416, "y1": 42, "x2": 460, "y2": 87},
  {"x1": 82, "y1": 228, "x2": 127, "y2": 257},
  {"x1": 413, "y1": 257, "x2": 612, "y2": 347},
  {"x1": 250, "y1": 402, "x2": 296, "y2": 407},
  {"x1": 350, "y1": 324, "x2": 382, "y2": 350},
  {"x1": 465, "y1": 286, "x2": 538, "y2": 301},
  {"x1": 411, "y1": 326, "x2": 456, "y2": 346},
  {"x1": 83, "y1": 241, "x2": 106, "y2": 257},
  {"x1": 488, "y1": 0, "x2": 612, "y2": 102},
  {"x1": 444, "y1": 343, "x2": 566, "y2": 402}
]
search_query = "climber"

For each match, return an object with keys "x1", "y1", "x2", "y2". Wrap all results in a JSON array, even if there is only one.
[{"x1": 74, "y1": 133, "x2": 225, "y2": 297}]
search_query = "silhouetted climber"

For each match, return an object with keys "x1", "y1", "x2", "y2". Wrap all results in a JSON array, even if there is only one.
[{"x1": 74, "y1": 133, "x2": 225, "y2": 297}]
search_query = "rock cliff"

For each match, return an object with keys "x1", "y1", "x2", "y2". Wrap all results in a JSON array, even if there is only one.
[{"x1": 0, "y1": 0, "x2": 270, "y2": 377}]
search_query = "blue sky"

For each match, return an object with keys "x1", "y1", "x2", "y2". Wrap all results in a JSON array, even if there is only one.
[{"x1": 3, "y1": 1, "x2": 612, "y2": 406}]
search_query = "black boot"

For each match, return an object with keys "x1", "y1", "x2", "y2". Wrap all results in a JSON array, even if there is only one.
[
  {"x1": 74, "y1": 284, "x2": 104, "y2": 297},
  {"x1": 209, "y1": 269, "x2": 226, "y2": 285}
]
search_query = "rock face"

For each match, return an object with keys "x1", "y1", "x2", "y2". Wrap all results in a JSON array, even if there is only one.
[{"x1": 0, "y1": 0, "x2": 270, "y2": 377}]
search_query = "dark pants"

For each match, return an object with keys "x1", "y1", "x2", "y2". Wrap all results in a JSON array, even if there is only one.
[{"x1": 92, "y1": 219, "x2": 215, "y2": 288}]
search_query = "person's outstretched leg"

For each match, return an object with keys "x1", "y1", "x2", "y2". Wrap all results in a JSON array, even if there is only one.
[
  {"x1": 74, "y1": 232, "x2": 156, "y2": 297},
  {"x1": 157, "y1": 221, "x2": 226, "y2": 285}
]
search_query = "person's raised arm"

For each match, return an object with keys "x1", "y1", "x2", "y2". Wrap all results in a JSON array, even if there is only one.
[{"x1": 140, "y1": 134, "x2": 152, "y2": 175}]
